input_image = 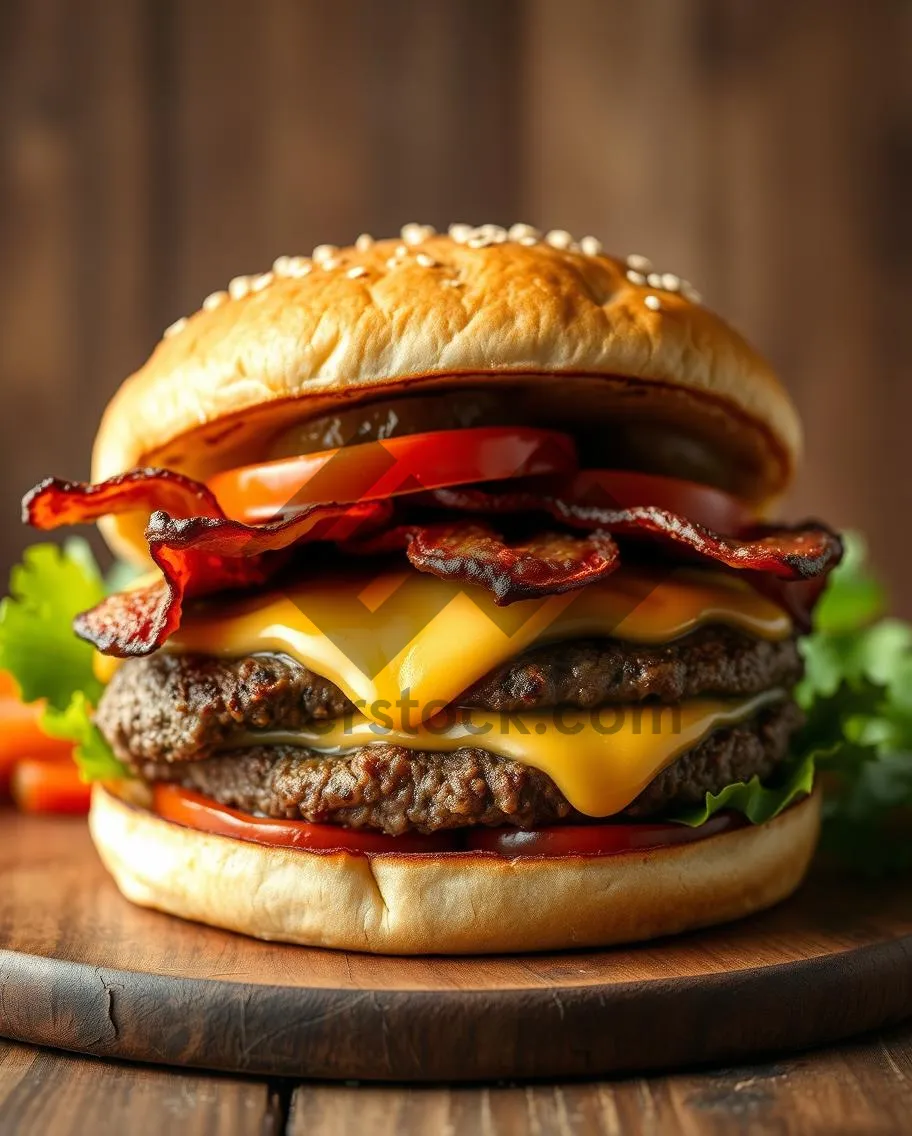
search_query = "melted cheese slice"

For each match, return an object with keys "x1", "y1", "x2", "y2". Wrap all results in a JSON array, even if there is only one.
[
  {"x1": 228, "y1": 691, "x2": 781, "y2": 817},
  {"x1": 168, "y1": 565, "x2": 790, "y2": 730}
]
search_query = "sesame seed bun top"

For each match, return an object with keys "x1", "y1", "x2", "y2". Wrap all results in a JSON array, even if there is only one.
[{"x1": 91, "y1": 223, "x2": 802, "y2": 561}]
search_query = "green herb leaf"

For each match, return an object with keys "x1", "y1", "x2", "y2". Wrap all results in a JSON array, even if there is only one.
[
  {"x1": 792, "y1": 531, "x2": 912, "y2": 870},
  {"x1": 42, "y1": 692, "x2": 127, "y2": 782},
  {"x1": 0, "y1": 540, "x2": 105, "y2": 710}
]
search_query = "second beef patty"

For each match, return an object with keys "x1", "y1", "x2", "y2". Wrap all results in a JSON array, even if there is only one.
[{"x1": 96, "y1": 625, "x2": 803, "y2": 767}]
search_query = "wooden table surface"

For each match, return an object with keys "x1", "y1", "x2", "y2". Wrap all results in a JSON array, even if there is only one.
[{"x1": 2, "y1": 1026, "x2": 911, "y2": 1135}]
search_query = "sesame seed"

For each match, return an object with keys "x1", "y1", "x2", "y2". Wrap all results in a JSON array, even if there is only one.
[
  {"x1": 321, "y1": 257, "x2": 340, "y2": 271},
  {"x1": 401, "y1": 222, "x2": 436, "y2": 245},
  {"x1": 385, "y1": 257, "x2": 400, "y2": 270},
  {"x1": 228, "y1": 276, "x2": 250, "y2": 300},
  {"x1": 415, "y1": 252, "x2": 437, "y2": 267},
  {"x1": 251, "y1": 272, "x2": 273, "y2": 292},
  {"x1": 545, "y1": 229, "x2": 573, "y2": 249},
  {"x1": 626, "y1": 253, "x2": 653, "y2": 273},
  {"x1": 355, "y1": 233, "x2": 374, "y2": 251},
  {"x1": 477, "y1": 224, "x2": 507, "y2": 243},
  {"x1": 580, "y1": 236, "x2": 603, "y2": 256},
  {"x1": 202, "y1": 290, "x2": 228, "y2": 311},
  {"x1": 626, "y1": 270, "x2": 647, "y2": 286},
  {"x1": 508, "y1": 223, "x2": 540, "y2": 242},
  {"x1": 441, "y1": 277, "x2": 465, "y2": 288},
  {"x1": 312, "y1": 244, "x2": 338, "y2": 264},
  {"x1": 467, "y1": 224, "x2": 507, "y2": 248},
  {"x1": 346, "y1": 266, "x2": 368, "y2": 279},
  {"x1": 644, "y1": 294, "x2": 662, "y2": 311},
  {"x1": 448, "y1": 223, "x2": 473, "y2": 244},
  {"x1": 284, "y1": 257, "x2": 312, "y2": 278},
  {"x1": 661, "y1": 273, "x2": 681, "y2": 292},
  {"x1": 163, "y1": 317, "x2": 187, "y2": 338},
  {"x1": 395, "y1": 244, "x2": 408, "y2": 257},
  {"x1": 647, "y1": 273, "x2": 663, "y2": 288},
  {"x1": 272, "y1": 256, "x2": 292, "y2": 276},
  {"x1": 680, "y1": 280, "x2": 703, "y2": 303}
]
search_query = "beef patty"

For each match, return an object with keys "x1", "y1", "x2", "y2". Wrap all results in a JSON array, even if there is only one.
[
  {"x1": 141, "y1": 700, "x2": 804, "y2": 834},
  {"x1": 95, "y1": 627, "x2": 803, "y2": 767}
]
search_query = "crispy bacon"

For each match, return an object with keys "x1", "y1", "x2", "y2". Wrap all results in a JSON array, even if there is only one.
[
  {"x1": 22, "y1": 467, "x2": 843, "y2": 655},
  {"x1": 427, "y1": 487, "x2": 843, "y2": 581},
  {"x1": 73, "y1": 499, "x2": 391, "y2": 656},
  {"x1": 351, "y1": 522, "x2": 619, "y2": 603},
  {"x1": 23, "y1": 469, "x2": 225, "y2": 529}
]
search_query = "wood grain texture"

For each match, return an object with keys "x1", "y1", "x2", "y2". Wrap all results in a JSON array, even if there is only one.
[
  {"x1": 1, "y1": 1028, "x2": 911, "y2": 1136},
  {"x1": 0, "y1": 1038, "x2": 275, "y2": 1136},
  {"x1": 1, "y1": 810, "x2": 912, "y2": 1082},
  {"x1": 287, "y1": 1021, "x2": 912, "y2": 1135}
]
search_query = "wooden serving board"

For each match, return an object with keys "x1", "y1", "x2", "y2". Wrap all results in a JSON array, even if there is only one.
[{"x1": 2, "y1": 809, "x2": 912, "y2": 1082}]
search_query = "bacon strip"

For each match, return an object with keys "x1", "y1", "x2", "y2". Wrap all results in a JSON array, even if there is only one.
[
  {"x1": 427, "y1": 487, "x2": 843, "y2": 581},
  {"x1": 22, "y1": 468, "x2": 843, "y2": 655},
  {"x1": 23, "y1": 469, "x2": 225, "y2": 529},
  {"x1": 25, "y1": 469, "x2": 393, "y2": 655},
  {"x1": 351, "y1": 522, "x2": 619, "y2": 604},
  {"x1": 74, "y1": 498, "x2": 391, "y2": 656}
]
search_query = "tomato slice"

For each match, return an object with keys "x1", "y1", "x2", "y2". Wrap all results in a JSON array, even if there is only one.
[
  {"x1": 152, "y1": 785, "x2": 460, "y2": 854},
  {"x1": 208, "y1": 426, "x2": 577, "y2": 523},
  {"x1": 558, "y1": 470, "x2": 755, "y2": 534},
  {"x1": 465, "y1": 812, "x2": 741, "y2": 857},
  {"x1": 12, "y1": 760, "x2": 91, "y2": 815},
  {"x1": 153, "y1": 785, "x2": 741, "y2": 859}
]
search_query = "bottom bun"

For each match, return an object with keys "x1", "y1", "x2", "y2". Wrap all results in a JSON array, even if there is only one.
[{"x1": 90, "y1": 784, "x2": 822, "y2": 955}]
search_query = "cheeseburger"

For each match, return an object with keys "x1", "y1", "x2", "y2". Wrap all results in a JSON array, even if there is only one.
[{"x1": 23, "y1": 223, "x2": 842, "y2": 954}]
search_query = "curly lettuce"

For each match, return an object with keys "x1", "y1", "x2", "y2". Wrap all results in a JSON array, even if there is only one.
[
  {"x1": 794, "y1": 534, "x2": 912, "y2": 869},
  {"x1": 0, "y1": 540, "x2": 126, "y2": 781}
]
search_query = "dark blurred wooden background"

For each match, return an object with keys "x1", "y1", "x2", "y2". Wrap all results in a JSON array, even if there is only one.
[{"x1": 2, "y1": 0, "x2": 911, "y2": 611}]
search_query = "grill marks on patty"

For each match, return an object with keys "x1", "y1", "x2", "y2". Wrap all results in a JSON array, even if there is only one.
[
  {"x1": 95, "y1": 628, "x2": 803, "y2": 768},
  {"x1": 141, "y1": 701, "x2": 804, "y2": 835}
]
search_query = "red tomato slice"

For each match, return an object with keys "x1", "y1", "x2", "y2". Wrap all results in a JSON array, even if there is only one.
[
  {"x1": 465, "y1": 812, "x2": 741, "y2": 857},
  {"x1": 12, "y1": 760, "x2": 91, "y2": 815},
  {"x1": 153, "y1": 785, "x2": 460, "y2": 855},
  {"x1": 208, "y1": 426, "x2": 577, "y2": 523},
  {"x1": 153, "y1": 786, "x2": 741, "y2": 860},
  {"x1": 559, "y1": 470, "x2": 755, "y2": 534}
]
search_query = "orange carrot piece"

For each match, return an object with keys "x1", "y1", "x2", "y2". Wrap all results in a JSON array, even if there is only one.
[
  {"x1": 11, "y1": 760, "x2": 91, "y2": 815},
  {"x1": 0, "y1": 697, "x2": 74, "y2": 770}
]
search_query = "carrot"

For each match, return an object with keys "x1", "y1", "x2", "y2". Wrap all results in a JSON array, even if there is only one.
[
  {"x1": 0, "y1": 697, "x2": 74, "y2": 772},
  {"x1": 0, "y1": 671, "x2": 17, "y2": 698},
  {"x1": 11, "y1": 760, "x2": 91, "y2": 815}
]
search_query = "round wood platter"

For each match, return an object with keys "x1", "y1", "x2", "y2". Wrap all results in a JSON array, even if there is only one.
[{"x1": 2, "y1": 810, "x2": 912, "y2": 1082}]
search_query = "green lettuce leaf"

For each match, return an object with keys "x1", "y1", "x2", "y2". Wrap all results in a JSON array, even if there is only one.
[
  {"x1": 0, "y1": 540, "x2": 125, "y2": 781},
  {"x1": 671, "y1": 749, "x2": 816, "y2": 827},
  {"x1": 793, "y1": 533, "x2": 912, "y2": 868},
  {"x1": 42, "y1": 692, "x2": 127, "y2": 781},
  {"x1": 0, "y1": 539, "x2": 105, "y2": 710}
]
